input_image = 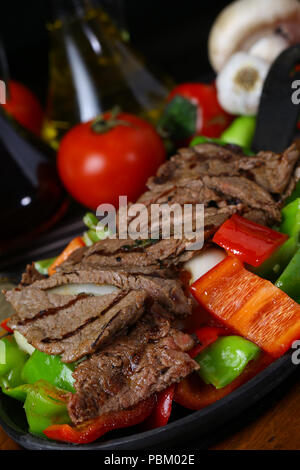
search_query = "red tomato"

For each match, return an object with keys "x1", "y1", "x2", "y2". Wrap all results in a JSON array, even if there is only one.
[
  {"x1": 167, "y1": 82, "x2": 232, "y2": 138},
  {"x1": 1, "y1": 80, "x2": 44, "y2": 136},
  {"x1": 58, "y1": 112, "x2": 166, "y2": 210}
]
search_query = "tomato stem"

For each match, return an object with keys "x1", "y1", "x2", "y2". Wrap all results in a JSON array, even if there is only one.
[{"x1": 91, "y1": 106, "x2": 134, "y2": 134}]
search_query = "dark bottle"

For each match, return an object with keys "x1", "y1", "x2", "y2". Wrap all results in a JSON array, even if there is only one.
[
  {"x1": 0, "y1": 109, "x2": 67, "y2": 257},
  {"x1": 43, "y1": 0, "x2": 171, "y2": 148}
]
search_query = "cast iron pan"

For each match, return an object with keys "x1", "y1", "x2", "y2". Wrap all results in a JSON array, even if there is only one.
[{"x1": 1, "y1": 45, "x2": 300, "y2": 450}]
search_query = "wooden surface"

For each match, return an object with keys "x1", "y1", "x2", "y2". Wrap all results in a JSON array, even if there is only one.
[
  {"x1": 211, "y1": 374, "x2": 300, "y2": 450},
  {"x1": 0, "y1": 373, "x2": 299, "y2": 451}
]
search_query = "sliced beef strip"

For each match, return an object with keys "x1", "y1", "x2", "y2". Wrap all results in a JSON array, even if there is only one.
[
  {"x1": 68, "y1": 313, "x2": 198, "y2": 424},
  {"x1": 7, "y1": 287, "x2": 149, "y2": 363},
  {"x1": 58, "y1": 144, "x2": 298, "y2": 271},
  {"x1": 67, "y1": 179, "x2": 279, "y2": 270},
  {"x1": 59, "y1": 206, "x2": 235, "y2": 271},
  {"x1": 20, "y1": 263, "x2": 46, "y2": 286},
  {"x1": 66, "y1": 143, "x2": 297, "y2": 271},
  {"x1": 149, "y1": 143, "x2": 299, "y2": 197},
  {"x1": 6, "y1": 263, "x2": 192, "y2": 362},
  {"x1": 7, "y1": 268, "x2": 191, "y2": 318}
]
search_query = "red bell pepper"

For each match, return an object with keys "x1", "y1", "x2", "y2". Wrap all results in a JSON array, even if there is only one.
[
  {"x1": 213, "y1": 214, "x2": 288, "y2": 267},
  {"x1": 143, "y1": 385, "x2": 175, "y2": 430},
  {"x1": 0, "y1": 318, "x2": 13, "y2": 333},
  {"x1": 188, "y1": 326, "x2": 228, "y2": 358},
  {"x1": 191, "y1": 256, "x2": 300, "y2": 358},
  {"x1": 44, "y1": 395, "x2": 156, "y2": 444},
  {"x1": 174, "y1": 352, "x2": 273, "y2": 410}
]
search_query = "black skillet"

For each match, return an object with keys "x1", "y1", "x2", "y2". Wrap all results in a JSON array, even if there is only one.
[{"x1": 1, "y1": 45, "x2": 300, "y2": 450}]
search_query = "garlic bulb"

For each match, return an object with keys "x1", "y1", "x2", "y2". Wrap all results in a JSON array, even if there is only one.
[{"x1": 216, "y1": 52, "x2": 269, "y2": 115}]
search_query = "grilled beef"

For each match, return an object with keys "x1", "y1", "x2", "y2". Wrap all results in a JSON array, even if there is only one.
[
  {"x1": 61, "y1": 143, "x2": 299, "y2": 270},
  {"x1": 6, "y1": 267, "x2": 191, "y2": 362},
  {"x1": 149, "y1": 143, "x2": 299, "y2": 196},
  {"x1": 5, "y1": 142, "x2": 300, "y2": 427},
  {"x1": 7, "y1": 287, "x2": 149, "y2": 363},
  {"x1": 20, "y1": 263, "x2": 46, "y2": 286},
  {"x1": 68, "y1": 313, "x2": 197, "y2": 424}
]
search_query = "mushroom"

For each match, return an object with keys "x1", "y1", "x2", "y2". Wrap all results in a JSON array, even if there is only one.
[
  {"x1": 209, "y1": 0, "x2": 300, "y2": 73},
  {"x1": 216, "y1": 52, "x2": 269, "y2": 115}
]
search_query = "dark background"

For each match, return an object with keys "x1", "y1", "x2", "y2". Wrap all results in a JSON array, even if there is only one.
[{"x1": 0, "y1": 0, "x2": 232, "y2": 103}]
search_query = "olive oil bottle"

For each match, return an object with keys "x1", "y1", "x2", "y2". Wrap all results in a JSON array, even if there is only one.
[{"x1": 43, "y1": 0, "x2": 171, "y2": 149}]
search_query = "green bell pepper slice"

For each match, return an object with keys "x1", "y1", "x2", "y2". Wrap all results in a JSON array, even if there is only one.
[
  {"x1": 0, "y1": 337, "x2": 28, "y2": 389},
  {"x1": 280, "y1": 198, "x2": 300, "y2": 242},
  {"x1": 34, "y1": 258, "x2": 57, "y2": 275},
  {"x1": 195, "y1": 336, "x2": 261, "y2": 389},
  {"x1": 283, "y1": 181, "x2": 300, "y2": 207},
  {"x1": 251, "y1": 236, "x2": 298, "y2": 282},
  {"x1": 1, "y1": 383, "x2": 31, "y2": 402},
  {"x1": 220, "y1": 116, "x2": 256, "y2": 149},
  {"x1": 83, "y1": 212, "x2": 99, "y2": 230},
  {"x1": 252, "y1": 198, "x2": 300, "y2": 281},
  {"x1": 2, "y1": 380, "x2": 70, "y2": 436},
  {"x1": 275, "y1": 248, "x2": 300, "y2": 303},
  {"x1": 24, "y1": 380, "x2": 71, "y2": 437},
  {"x1": 82, "y1": 212, "x2": 111, "y2": 246},
  {"x1": 22, "y1": 350, "x2": 76, "y2": 393}
]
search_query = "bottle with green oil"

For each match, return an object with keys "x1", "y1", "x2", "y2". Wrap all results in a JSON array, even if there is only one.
[{"x1": 43, "y1": 0, "x2": 171, "y2": 149}]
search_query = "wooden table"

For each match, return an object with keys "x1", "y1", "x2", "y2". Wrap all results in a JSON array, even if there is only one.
[{"x1": 1, "y1": 371, "x2": 299, "y2": 451}]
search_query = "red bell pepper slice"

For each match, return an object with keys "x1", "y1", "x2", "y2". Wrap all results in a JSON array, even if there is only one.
[
  {"x1": 143, "y1": 385, "x2": 175, "y2": 430},
  {"x1": 44, "y1": 395, "x2": 156, "y2": 444},
  {"x1": 213, "y1": 214, "x2": 288, "y2": 267},
  {"x1": 174, "y1": 352, "x2": 273, "y2": 410},
  {"x1": 191, "y1": 256, "x2": 300, "y2": 358},
  {"x1": 0, "y1": 318, "x2": 13, "y2": 333},
  {"x1": 188, "y1": 326, "x2": 228, "y2": 358}
]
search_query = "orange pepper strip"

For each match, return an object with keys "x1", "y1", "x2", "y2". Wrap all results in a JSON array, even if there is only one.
[
  {"x1": 48, "y1": 237, "x2": 85, "y2": 276},
  {"x1": 191, "y1": 256, "x2": 300, "y2": 358}
]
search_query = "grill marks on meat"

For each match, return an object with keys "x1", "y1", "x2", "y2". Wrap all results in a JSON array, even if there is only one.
[
  {"x1": 6, "y1": 268, "x2": 191, "y2": 362},
  {"x1": 68, "y1": 313, "x2": 198, "y2": 424},
  {"x1": 62, "y1": 143, "x2": 299, "y2": 270},
  {"x1": 7, "y1": 286, "x2": 149, "y2": 363}
]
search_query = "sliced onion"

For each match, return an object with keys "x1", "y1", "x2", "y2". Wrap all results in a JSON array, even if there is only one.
[
  {"x1": 14, "y1": 331, "x2": 35, "y2": 355},
  {"x1": 184, "y1": 248, "x2": 227, "y2": 285},
  {"x1": 47, "y1": 283, "x2": 120, "y2": 296}
]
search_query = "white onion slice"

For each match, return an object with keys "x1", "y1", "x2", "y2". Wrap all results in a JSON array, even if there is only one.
[
  {"x1": 14, "y1": 331, "x2": 35, "y2": 355},
  {"x1": 184, "y1": 248, "x2": 227, "y2": 285},
  {"x1": 47, "y1": 284, "x2": 120, "y2": 296}
]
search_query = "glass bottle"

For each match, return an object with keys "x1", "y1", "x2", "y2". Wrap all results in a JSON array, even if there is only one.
[
  {"x1": 43, "y1": 0, "x2": 171, "y2": 149},
  {"x1": 0, "y1": 109, "x2": 67, "y2": 258}
]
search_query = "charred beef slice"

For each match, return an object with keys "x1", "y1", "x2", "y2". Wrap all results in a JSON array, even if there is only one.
[
  {"x1": 61, "y1": 143, "x2": 299, "y2": 270},
  {"x1": 6, "y1": 268, "x2": 191, "y2": 362},
  {"x1": 68, "y1": 313, "x2": 198, "y2": 425}
]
